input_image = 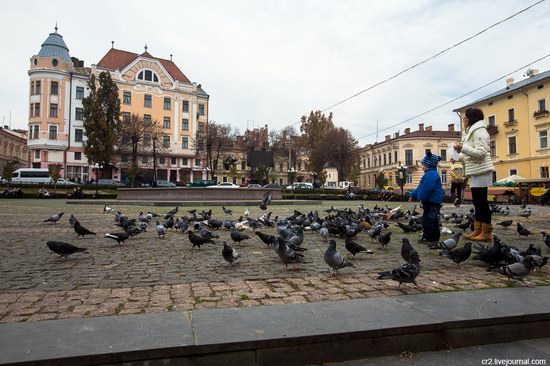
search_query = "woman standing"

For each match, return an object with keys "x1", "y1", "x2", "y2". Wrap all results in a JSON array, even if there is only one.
[{"x1": 454, "y1": 108, "x2": 495, "y2": 241}]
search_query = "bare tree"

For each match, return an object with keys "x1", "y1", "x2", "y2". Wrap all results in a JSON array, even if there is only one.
[
  {"x1": 146, "y1": 120, "x2": 168, "y2": 181},
  {"x1": 119, "y1": 113, "x2": 146, "y2": 166},
  {"x1": 311, "y1": 127, "x2": 360, "y2": 181},
  {"x1": 195, "y1": 121, "x2": 238, "y2": 180}
]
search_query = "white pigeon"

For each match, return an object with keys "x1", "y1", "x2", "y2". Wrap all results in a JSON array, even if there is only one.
[
  {"x1": 244, "y1": 208, "x2": 250, "y2": 217},
  {"x1": 104, "y1": 204, "x2": 113, "y2": 213},
  {"x1": 234, "y1": 221, "x2": 249, "y2": 231}
]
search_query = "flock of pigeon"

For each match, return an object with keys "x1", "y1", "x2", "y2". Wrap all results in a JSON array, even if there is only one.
[{"x1": 41, "y1": 198, "x2": 549, "y2": 289}]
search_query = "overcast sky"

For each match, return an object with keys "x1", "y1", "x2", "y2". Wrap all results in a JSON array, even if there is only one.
[{"x1": 1, "y1": 0, "x2": 550, "y2": 145}]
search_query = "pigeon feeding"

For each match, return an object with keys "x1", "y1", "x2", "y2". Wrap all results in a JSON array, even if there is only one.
[
  {"x1": 46, "y1": 240, "x2": 88, "y2": 259},
  {"x1": 429, "y1": 233, "x2": 462, "y2": 251},
  {"x1": 441, "y1": 242, "x2": 472, "y2": 268},
  {"x1": 188, "y1": 231, "x2": 215, "y2": 248},
  {"x1": 542, "y1": 232, "x2": 550, "y2": 251},
  {"x1": 230, "y1": 228, "x2": 250, "y2": 244},
  {"x1": 155, "y1": 221, "x2": 167, "y2": 238},
  {"x1": 222, "y1": 242, "x2": 240, "y2": 267},
  {"x1": 496, "y1": 220, "x2": 513, "y2": 228},
  {"x1": 345, "y1": 236, "x2": 373, "y2": 257},
  {"x1": 400, "y1": 238, "x2": 415, "y2": 262},
  {"x1": 43, "y1": 212, "x2": 64, "y2": 224},
  {"x1": 517, "y1": 223, "x2": 533, "y2": 237},
  {"x1": 255, "y1": 231, "x2": 277, "y2": 246},
  {"x1": 377, "y1": 232, "x2": 392, "y2": 248},
  {"x1": 276, "y1": 237, "x2": 305, "y2": 270},
  {"x1": 104, "y1": 231, "x2": 130, "y2": 244},
  {"x1": 396, "y1": 222, "x2": 416, "y2": 233},
  {"x1": 490, "y1": 255, "x2": 538, "y2": 287},
  {"x1": 324, "y1": 240, "x2": 355, "y2": 275},
  {"x1": 69, "y1": 214, "x2": 77, "y2": 227},
  {"x1": 377, "y1": 250, "x2": 421, "y2": 287},
  {"x1": 74, "y1": 221, "x2": 96, "y2": 238},
  {"x1": 222, "y1": 206, "x2": 233, "y2": 215},
  {"x1": 104, "y1": 204, "x2": 113, "y2": 213},
  {"x1": 260, "y1": 191, "x2": 272, "y2": 210}
]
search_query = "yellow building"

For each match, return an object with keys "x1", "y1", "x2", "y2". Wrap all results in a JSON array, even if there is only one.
[
  {"x1": 359, "y1": 123, "x2": 460, "y2": 190},
  {"x1": 0, "y1": 127, "x2": 28, "y2": 172},
  {"x1": 454, "y1": 69, "x2": 550, "y2": 180}
]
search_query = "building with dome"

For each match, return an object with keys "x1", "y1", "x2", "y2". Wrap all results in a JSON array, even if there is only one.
[{"x1": 27, "y1": 27, "x2": 209, "y2": 184}]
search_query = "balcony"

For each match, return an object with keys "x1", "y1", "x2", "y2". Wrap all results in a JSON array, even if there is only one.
[
  {"x1": 487, "y1": 125, "x2": 499, "y2": 135},
  {"x1": 533, "y1": 110, "x2": 549, "y2": 119},
  {"x1": 503, "y1": 120, "x2": 517, "y2": 127}
]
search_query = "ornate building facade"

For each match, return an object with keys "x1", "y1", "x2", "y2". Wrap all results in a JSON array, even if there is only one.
[{"x1": 0, "y1": 126, "x2": 28, "y2": 173}]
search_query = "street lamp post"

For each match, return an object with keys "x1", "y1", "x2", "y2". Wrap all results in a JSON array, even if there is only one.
[{"x1": 397, "y1": 165, "x2": 407, "y2": 201}]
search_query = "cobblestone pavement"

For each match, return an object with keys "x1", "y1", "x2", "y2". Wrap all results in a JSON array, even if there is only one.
[{"x1": 0, "y1": 199, "x2": 549, "y2": 323}]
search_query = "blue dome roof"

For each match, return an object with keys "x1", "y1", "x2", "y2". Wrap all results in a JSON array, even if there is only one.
[{"x1": 37, "y1": 30, "x2": 71, "y2": 62}]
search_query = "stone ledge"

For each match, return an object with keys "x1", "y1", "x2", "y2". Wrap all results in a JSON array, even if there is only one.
[
  {"x1": 66, "y1": 199, "x2": 322, "y2": 207},
  {"x1": 1, "y1": 287, "x2": 549, "y2": 366}
]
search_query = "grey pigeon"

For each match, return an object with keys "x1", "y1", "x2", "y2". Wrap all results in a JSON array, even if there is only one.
[
  {"x1": 155, "y1": 221, "x2": 166, "y2": 238},
  {"x1": 139, "y1": 221, "x2": 148, "y2": 232},
  {"x1": 46, "y1": 240, "x2": 87, "y2": 259},
  {"x1": 490, "y1": 255, "x2": 537, "y2": 287},
  {"x1": 319, "y1": 227, "x2": 329, "y2": 242},
  {"x1": 519, "y1": 208, "x2": 531, "y2": 218},
  {"x1": 429, "y1": 232, "x2": 462, "y2": 251},
  {"x1": 441, "y1": 242, "x2": 472, "y2": 268},
  {"x1": 287, "y1": 226, "x2": 304, "y2": 247},
  {"x1": 255, "y1": 231, "x2": 277, "y2": 246},
  {"x1": 377, "y1": 250, "x2": 421, "y2": 287},
  {"x1": 188, "y1": 231, "x2": 215, "y2": 248},
  {"x1": 68, "y1": 214, "x2": 77, "y2": 227},
  {"x1": 517, "y1": 223, "x2": 533, "y2": 237},
  {"x1": 542, "y1": 231, "x2": 550, "y2": 251},
  {"x1": 74, "y1": 220, "x2": 96, "y2": 237},
  {"x1": 324, "y1": 239, "x2": 355, "y2": 275},
  {"x1": 400, "y1": 238, "x2": 415, "y2": 262},
  {"x1": 344, "y1": 236, "x2": 372, "y2": 257},
  {"x1": 496, "y1": 220, "x2": 513, "y2": 228},
  {"x1": 222, "y1": 242, "x2": 240, "y2": 267},
  {"x1": 230, "y1": 228, "x2": 250, "y2": 244},
  {"x1": 104, "y1": 231, "x2": 130, "y2": 244},
  {"x1": 43, "y1": 212, "x2": 64, "y2": 223},
  {"x1": 276, "y1": 237, "x2": 305, "y2": 270},
  {"x1": 222, "y1": 206, "x2": 233, "y2": 215},
  {"x1": 260, "y1": 191, "x2": 272, "y2": 210}
]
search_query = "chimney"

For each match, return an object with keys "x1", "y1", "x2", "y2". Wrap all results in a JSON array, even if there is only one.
[
  {"x1": 418, "y1": 123, "x2": 424, "y2": 131},
  {"x1": 448, "y1": 123, "x2": 455, "y2": 132},
  {"x1": 425, "y1": 126, "x2": 432, "y2": 131},
  {"x1": 394, "y1": 131, "x2": 400, "y2": 138},
  {"x1": 506, "y1": 78, "x2": 514, "y2": 87},
  {"x1": 385, "y1": 135, "x2": 391, "y2": 141},
  {"x1": 404, "y1": 128, "x2": 410, "y2": 134},
  {"x1": 527, "y1": 69, "x2": 539, "y2": 77}
]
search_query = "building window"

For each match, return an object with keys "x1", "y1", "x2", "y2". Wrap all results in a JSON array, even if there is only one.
[
  {"x1": 50, "y1": 103, "x2": 58, "y2": 117},
  {"x1": 488, "y1": 115, "x2": 496, "y2": 127},
  {"x1": 510, "y1": 169, "x2": 518, "y2": 176},
  {"x1": 405, "y1": 149, "x2": 413, "y2": 166},
  {"x1": 508, "y1": 108, "x2": 515, "y2": 122},
  {"x1": 31, "y1": 125, "x2": 39, "y2": 139},
  {"x1": 406, "y1": 172, "x2": 413, "y2": 184},
  {"x1": 163, "y1": 117, "x2": 171, "y2": 129},
  {"x1": 490, "y1": 140, "x2": 496, "y2": 157},
  {"x1": 540, "y1": 130, "x2": 548, "y2": 149},
  {"x1": 394, "y1": 151, "x2": 397, "y2": 163},
  {"x1": 144, "y1": 94, "x2": 152, "y2": 108},
  {"x1": 163, "y1": 136, "x2": 170, "y2": 148},
  {"x1": 76, "y1": 86, "x2": 84, "y2": 99},
  {"x1": 383, "y1": 154, "x2": 387, "y2": 165},
  {"x1": 159, "y1": 157, "x2": 165, "y2": 165},
  {"x1": 74, "y1": 152, "x2": 82, "y2": 160},
  {"x1": 34, "y1": 149, "x2": 40, "y2": 159},
  {"x1": 195, "y1": 159, "x2": 201, "y2": 167},
  {"x1": 123, "y1": 91, "x2": 131, "y2": 104},
  {"x1": 74, "y1": 128, "x2": 83, "y2": 142},
  {"x1": 541, "y1": 166, "x2": 549, "y2": 178},
  {"x1": 182, "y1": 158, "x2": 188, "y2": 166},
  {"x1": 34, "y1": 103, "x2": 40, "y2": 117},
  {"x1": 508, "y1": 136, "x2": 517, "y2": 154},
  {"x1": 181, "y1": 136, "x2": 189, "y2": 149},
  {"x1": 367, "y1": 157, "x2": 370, "y2": 168},
  {"x1": 122, "y1": 112, "x2": 130, "y2": 122},
  {"x1": 171, "y1": 157, "x2": 177, "y2": 165},
  {"x1": 198, "y1": 104, "x2": 205, "y2": 115},
  {"x1": 35, "y1": 80, "x2": 41, "y2": 95},
  {"x1": 538, "y1": 99, "x2": 547, "y2": 112},
  {"x1": 441, "y1": 170, "x2": 447, "y2": 184},
  {"x1": 240, "y1": 161, "x2": 246, "y2": 170},
  {"x1": 49, "y1": 125, "x2": 57, "y2": 140},
  {"x1": 181, "y1": 119, "x2": 189, "y2": 130},
  {"x1": 182, "y1": 100, "x2": 189, "y2": 112},
  {"x1": 138, "y1": 70, "x2": 159, "y2": 82},
  {"x1": 198, "y1": 122, "x2": 205, "y2": 131},
  {"x1": 144, "y1": 114, "x2": 151, "y2": 126},
  {"x1": 143, "y1": 134, "x2": 151, "y2": 147},
  {"x1": 30, "y1": 81, "x2": 34, "y2": 95},
  {"x1": 50, "y1": 81, "x2": 58, "y2": 95},
  {"x1": 75, "y1": 107, "x2": 83, "y2": 120},
  {"x1": 142, "y1": 155, "x2": 149, "y2": 164},
  {"x1": 440, "y1": 149, "x2": 447, "y2": 161},
  {"x1": 164, "y1": 97, "x2": 171, "y2": 110}
]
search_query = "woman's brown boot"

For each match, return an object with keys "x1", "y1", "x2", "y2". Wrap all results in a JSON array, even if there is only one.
[
  {"x1": 470, "y1": 223, "x2": 493, "y2": 242},
  {"x1": 464, "y1": 221, "x2": 481, "y2": 239}
]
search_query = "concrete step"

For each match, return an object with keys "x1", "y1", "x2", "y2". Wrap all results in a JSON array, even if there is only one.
[
  {"x1": 67, "y1": 199, "x2": 322, "y2": 207},
  {"x1": 1, "y1": 287, "x2": 549, "y2": 366}
]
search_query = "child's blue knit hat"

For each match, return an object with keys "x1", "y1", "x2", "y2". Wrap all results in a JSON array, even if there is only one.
[{"x1": 421, "y1": 151, "x2": 441, "y2": 168}]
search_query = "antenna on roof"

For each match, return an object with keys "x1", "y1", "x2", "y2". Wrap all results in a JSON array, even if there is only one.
[
  {"x1": 170, "y1": 54, "x2": 173, "y2": 61},
  {"x1": 54, "y1": 21, "x2": 58, "y2": 33},
  {"x1": 144, "y1": 44, "x2": 148, "y2": 52},
  {"x1": 111, "y1": 41, "x2": 114, "y2": 49}
]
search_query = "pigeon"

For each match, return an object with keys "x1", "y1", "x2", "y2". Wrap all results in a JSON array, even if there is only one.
[
  {"x1": 244, "y1": 208, "x2": 250, "y2": 217},
  {"x1": 396, "y1": 222, "x2": 416, "y2": 233},
  {"x1": 377, "y1": 232, "x2": 392, "y2": 248},
  {"x1": 46, "y1": 240, "x2": 88, "y2": 259},
  {"x1": 542, "y1": 231, "x2": 550, "y2": 251},
  {"x1": 429, "y1": 233, "x2": 462, "y2": 251},
  {"x1": 490, "y1": 255, "x2": 537, "y2": 287},
  {"x1": 377, "y1": 250, "x2": 421, "y2": 287},
  {"x1": 472, "y1": 235, "x2": 506, "y2": 266},
  {"x1": 400, "y1": 238, "x2": 415, "y2": 262},
  {"x1": 517, "y1": 223, "x2": 533, "y2": 237},
  {"x1": 43, "y1": 212, "x2": 64, "y2": 223},
  {"x1": 496, "y1": 220, "x2": 513, "y2": 228},
  {"x1": 139, "y1": 221, "x2": 148, "y2": 232},
  {"x1": 276, "y1": 237, "x2": 305, "y2": 270},
  {"x1": 187, "y1": 231, "x2": 214, "y2": 248},
  {"x1": 222, "y1": 242, "x2": 240, "y2": 267},
  {"x1": 104, "y1": 231, "x2": 130, "y2": 244},
  {"x1": 222, "y1": 206, "x2": 233, "y2": 215},
  {"x1": 519, "y1": 208, "x2": 531, "y2": 219},
  {"x1": 319, "y1": 227, "x2": 329, "y2": 242},
  {"x1": 441, "y1": 242, "x2": 472, "y2": 268},
  {"x1": 230, "y1": 228, "x2": 250, "y2": 244},
  {"x1": 532, "y1": 255, "x2": 549, "y2": 272},
  {"x1": 68, "y1": 214, "x2": 77, "y2": 227},
  {"x1": 455, "y1": 221, "x2": 471, "y2": 231},
  {"x1": 104, "y1": 204, "x2": 113, "y2": 213},
  {"x1": 255, "y1": 231, "x2": 277, "y2": 246},
  {"x1": 440, "y1": 226, "x2": 454, "y2": 235},
  {"x1": 155, "y1": 221, "x2": 166, "y2": 238},
  {"x1": 260, "y1": 191, "x2": 272, "y2": 210},
  {"x1": 167, "y1": 206, "x2": 179, "y2": 216},
  {"x1": 324, "y1": 239, "x2": 355, "y2": 275},
  {"x1": 345, "y1": 236, "x2": 372, "y2": 257},
  {"x1": 73, "y1": 221, "x2": 96, "y2": 237}
]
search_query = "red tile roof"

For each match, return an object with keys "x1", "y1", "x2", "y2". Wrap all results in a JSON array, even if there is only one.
[{"x1": 96, "y1": 48, "x2": 190, "y2": 83}]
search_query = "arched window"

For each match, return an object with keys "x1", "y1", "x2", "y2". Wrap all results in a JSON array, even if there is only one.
[{"x1": 137, "y1": 69, "x2": 159, "y2": 83}]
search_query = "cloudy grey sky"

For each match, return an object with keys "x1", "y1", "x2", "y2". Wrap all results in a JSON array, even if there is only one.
[{"x1": 1, "y1": 0, "x2": 550, "y2": 145}]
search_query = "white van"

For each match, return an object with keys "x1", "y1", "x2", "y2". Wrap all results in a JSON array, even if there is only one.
[
  {"x1": 11, "y1": 168, "x2": 77, "y2": 185},
  {"x1": 338, "y1": 181, "x2": 354, "y2": 190}
]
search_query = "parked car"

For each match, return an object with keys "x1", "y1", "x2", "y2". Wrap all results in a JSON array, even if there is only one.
[
  {"x1": 246, "y1": 184, "x2": 262, "y2": 188},
  {"x1": 55, "y1": 178, "x2": 77, "y2": 186},
  {"x1": 97, "y1": 179, "x2": 126, "y2": 187},
  {"x1": 287, "y1": 182, "x2": 314, "y2": 190},
  {"x1": 151, "y1": 180, "x2": 176, "y2": 187},
  {"x1": 263, "y1": 183, "x2": 281, "y2": 189},
  {"x1": 207, "y1": 182, "x2": 240, "y2": 189}
]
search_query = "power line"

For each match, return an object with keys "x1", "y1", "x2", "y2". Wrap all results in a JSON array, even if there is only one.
[
  {"x1": 354, "y1": 52, "x2": 550, "y2": 142},
  {"x1": 320, "y1": 0, "x2": 545, "y2": 113}
]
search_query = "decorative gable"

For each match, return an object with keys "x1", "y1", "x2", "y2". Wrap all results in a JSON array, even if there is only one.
[{"x1": 122, "y1": 59, "x2": 173, "y2": 88}]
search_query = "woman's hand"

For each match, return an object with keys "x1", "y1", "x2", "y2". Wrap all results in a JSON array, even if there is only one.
[{"x1": 454, "y1": 142, "x2": 463, "y2": 153}]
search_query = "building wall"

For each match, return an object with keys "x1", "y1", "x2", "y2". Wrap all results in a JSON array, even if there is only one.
[{"x1": 0, "y1": 128, "x2": 28, "y2": 173}]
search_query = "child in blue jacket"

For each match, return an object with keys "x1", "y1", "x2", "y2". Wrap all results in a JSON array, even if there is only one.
[{"x1": 409, "y1": 151, "x2": 443, "y2": 243}]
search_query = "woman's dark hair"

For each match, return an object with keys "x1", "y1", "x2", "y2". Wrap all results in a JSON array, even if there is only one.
[{"x1": 465, "y1": 108, "x2": 484, "y2": 126}]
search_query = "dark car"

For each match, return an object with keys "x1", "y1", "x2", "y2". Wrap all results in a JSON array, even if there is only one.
[
  {"x1": 97, "y1": 179, "x2": 126, "y2": 187},
  {"x1": 151, "y1": 180, "x2": 176, "y2": 187}
]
